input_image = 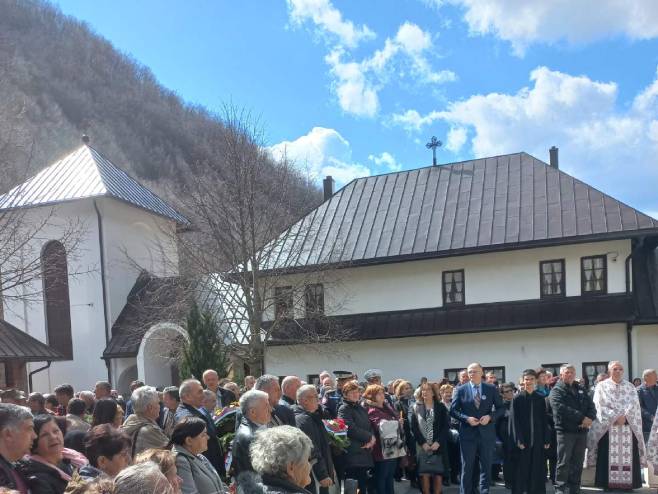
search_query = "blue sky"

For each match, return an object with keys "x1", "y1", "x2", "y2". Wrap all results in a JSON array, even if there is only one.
[{"x1": 52, "y1": 0, "x2": 658, "y2": 216}]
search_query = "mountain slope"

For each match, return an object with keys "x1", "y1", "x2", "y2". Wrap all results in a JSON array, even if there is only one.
[{"x1": 0, "y1": 0, "x2": 320, "y2": 211}]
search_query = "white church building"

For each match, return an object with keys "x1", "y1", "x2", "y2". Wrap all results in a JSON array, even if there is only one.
[
  {"x1": 0, "y1": 140, "x2": 189, "y2": 394},
  {"x1": 263, "y1": 149, "x2": 658, "y2": 386}
]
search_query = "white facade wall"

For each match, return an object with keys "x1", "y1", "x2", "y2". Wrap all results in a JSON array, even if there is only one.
[
  {"x1": 265, "y1": 323, "x2": 629, "y2": 385},
  {"x1": 98, "y1": 198, "x2": 179, "y2": 327},
  {"x1": 634, "y1": 324, "x2": 658, "y2": 378},
  {"x1": 2, "y1": 201, "x2": 107, "y2": 392},
  {"x1": 1, "y1": 198, "x2": 179, "y2": 392},
  {"x1": 266, "y1": 239, "x2": 631, "y2": 320}
]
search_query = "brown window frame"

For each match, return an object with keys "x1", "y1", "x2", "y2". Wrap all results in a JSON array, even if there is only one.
[
  {"x1": 444, "y1": 368, "x2": 464, "y2": 385},
  {"x1": 582, "y1": 361, "x2": 609, "y2": 388},
  {"x1": 304, "y1": 283, "x2": 325, "y2": 317},
  {"x1": 540, "y1": 259, "x2": 566, "y2": 299},
  {"x1": 541, "y1": 363, "x2": 564, "y2": 378},
  {"x1": 274, "y1": 286, "x2": 293, "y2": 320},
  {"x1": 581, "y1": 255, "x2": 607, "y2": 295},
  {"x1": 483, "y1": 366, "x2": 506, "y2": 384},
  {"x1": 307, "y1": 374, "x2": 321, "y2": 386},
  {"x1": 442, "y1": 269, "x2": 465, "y2": 306}
]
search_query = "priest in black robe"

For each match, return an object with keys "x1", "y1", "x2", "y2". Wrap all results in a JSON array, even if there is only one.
[{"x1": 510, "y1": 369, "x2": 551, "y2": 494}]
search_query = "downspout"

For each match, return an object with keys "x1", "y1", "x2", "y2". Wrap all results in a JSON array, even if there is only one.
[
  {"x1": 626, "y1": 322, "x2": 633, "y2": 379},
  {"x1": 93, "y1": 200, "x2": 112, "y2": 384},
  {"x1": 625, "y1": 237, "x2": 645, "y2": 377},
  {"x1": 28, "y1": 361, "x2": 51, "y2": 392}
]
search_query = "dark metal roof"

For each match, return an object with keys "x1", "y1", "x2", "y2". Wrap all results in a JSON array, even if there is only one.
[
  {"x1": 264, "y1": 153, "x2": 658, "y2": 270},
  {"x1": 267, "y1": 293, "x2": 633, "y2": 344},
  {"x1": 0, "y1": 145, "x2": 189, "y2": 224},
  {"x1": 103, "y1": 271, "x2": 185, "y2": 359},
  {"x1": 0, "y1": 319, "x2": 66, "y2": 361}
]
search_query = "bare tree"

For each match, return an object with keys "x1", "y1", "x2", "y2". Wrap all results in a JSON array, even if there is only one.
[
  {"x1": 0, "y1": 48, "x2": 89, "y2": 314},
  {"x1": 166, "y1": 106, "x2": 351, "y2": 376}
]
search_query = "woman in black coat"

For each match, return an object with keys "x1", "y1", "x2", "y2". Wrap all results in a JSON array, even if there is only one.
[
  {"x1": 410, "y1": 383, "x2": 448, "y2": 494},
  {"x1": 337, "y1": 380, "x2": 374, "y2": 493},
  {"x1": 17, "y1": 415, "x2": 88, "y2": 494}
]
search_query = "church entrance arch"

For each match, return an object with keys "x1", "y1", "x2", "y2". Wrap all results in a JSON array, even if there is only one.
[
  {"x1": 117, "y1": 365, "x2": 138, "y2": 395},
  {"x1": 136, "y1": 323, "x2": 187, "y2": 389}
]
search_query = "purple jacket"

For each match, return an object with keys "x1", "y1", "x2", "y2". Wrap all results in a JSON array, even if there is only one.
[{"x1": 365, "y1": 400, "x2": 400, "y2": 462}]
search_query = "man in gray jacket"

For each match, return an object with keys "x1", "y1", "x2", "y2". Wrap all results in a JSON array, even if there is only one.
[{"x1": 121, "y1": 386, "x2": 169, "y2": 456}]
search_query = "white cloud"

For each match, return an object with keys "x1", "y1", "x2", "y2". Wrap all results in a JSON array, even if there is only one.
[
  {"x1": 391, "y1": 108, "x2": 442, "y2": 131},
  {"x1": 287, "y1": 0, "x2": 375, "y2": 48},
  {"x1": 393, "y1": 66, "x2": 658, "y2": 210},
  {"x1": 442, "y1": 0, "x2": 658, "y2": 55},
  {"x1": 445, "y1": 126, "x2": 467, "y2": 152},
  {"x1": 269, "y1": 127, "x2": 370, "y2": 185},
  {"x1": 325, "y1": 22, "x2": 456, "y2": 116},
  {"x1": 325, "y1": 49, "x2": 380, "y2": 117},
  {"x1": 368, "y1": 151, "x2": 402, "y2": 171}
]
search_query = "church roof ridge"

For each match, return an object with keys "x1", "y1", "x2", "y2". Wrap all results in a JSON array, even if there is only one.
[
  {"x1": 0, "y1": 144, "x2": 188, "y2": 224},
  {"x1": 261, "y1": 151, "x2": 658, "y2": 271}
]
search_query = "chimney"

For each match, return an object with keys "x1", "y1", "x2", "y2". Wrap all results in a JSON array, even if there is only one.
[
  {"x1": 549, "y1": 146, "x2": 559, "y2": 169},
  {"x1": 323, "y1": 176, "x2": 335, "y2": 201}
]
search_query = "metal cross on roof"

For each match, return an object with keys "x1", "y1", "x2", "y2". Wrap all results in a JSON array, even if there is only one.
[{"x1": 426, "y1": 136, "x2": 442, "y2": 166}]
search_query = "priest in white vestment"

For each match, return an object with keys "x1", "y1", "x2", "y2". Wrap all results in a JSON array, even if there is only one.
[{"x1": 586, "y1": 361, "x2": 646, "y2": 490}]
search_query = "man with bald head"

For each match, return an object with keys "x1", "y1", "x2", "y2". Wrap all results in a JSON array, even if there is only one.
[
  {"x1": 450, "y1": 363, "x2": 504, "y2": 494},
  {"x1": 279, "y1": 376, "x2": 302, "y2": 409},
  {"x1": 202, "y1": 369, "x2": 236, "y2": 408}
]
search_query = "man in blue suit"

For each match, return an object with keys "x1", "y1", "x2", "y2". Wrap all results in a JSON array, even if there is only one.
[{"x1": 450, "y1": 363, "x2": 505, "y2": 494}]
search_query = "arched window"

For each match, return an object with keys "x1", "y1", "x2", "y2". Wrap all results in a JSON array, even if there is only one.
[{"x1": 42, "y1": 241, "x2": 72, "y2": 359}]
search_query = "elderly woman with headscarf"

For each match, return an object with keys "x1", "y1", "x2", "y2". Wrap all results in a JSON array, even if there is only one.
[{"x1": 237, "y1": 425, "x2": 314, "y2": 494}]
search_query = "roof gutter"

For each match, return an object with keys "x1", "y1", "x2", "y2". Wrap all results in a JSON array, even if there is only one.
[
  {"x1": 93, "y1": 199, "x2": 112, "y2": 384},
  {"x1": 28, "y1": 361, "x2": 51, "y2": 392}
]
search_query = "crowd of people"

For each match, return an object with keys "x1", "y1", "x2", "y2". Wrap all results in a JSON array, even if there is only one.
[{"x1": 1, "y1": 362, "x2": 658, "y2": 494}]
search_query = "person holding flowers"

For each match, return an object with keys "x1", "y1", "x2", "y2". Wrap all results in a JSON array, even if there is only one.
[
  {"x1": 338, "y1": 380, "x2": 375, "y2": 493},
  {"x1": 294, "y1": 385, "x2": 336, "y2": 494}
]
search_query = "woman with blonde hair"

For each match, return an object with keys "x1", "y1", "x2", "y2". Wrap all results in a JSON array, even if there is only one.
[
  {"x1": 395, "y1": 381, "x2": 417, "y2": 487},
  {"x1": 134, "y1": 448, "x2": 182, "y2": 494},
  {"x1": 438, "y1": 384, "x2": 459, "y2": 484}
]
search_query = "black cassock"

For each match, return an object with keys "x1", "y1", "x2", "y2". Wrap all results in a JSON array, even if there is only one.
[{"x1": 509, "y1": 391, "x2": 551, "y2": 494}]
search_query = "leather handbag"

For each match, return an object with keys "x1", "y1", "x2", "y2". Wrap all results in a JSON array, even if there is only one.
[{"x1": 416, "y1": 450, "x2": 444, "y2": 476}]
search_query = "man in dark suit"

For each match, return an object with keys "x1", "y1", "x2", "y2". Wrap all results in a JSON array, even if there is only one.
[
  {"x1": 450, "y1": 362, "x2": 505, "y2": 494},
  {"x1": 280, "y1": 376, "x2": 302, "y2": 409},
  {"x1": 174, "y1": 379, "x2": 225, "y2": 476},
  {"x1": 638, "y1": 368, "x2": 658, "y2": 442},
  {"x1": 202, "y1": 369, "x2": 237, "y2": 408},
  {"x1": 255, "y1": 374, "x2": 296, "y2": 426}
]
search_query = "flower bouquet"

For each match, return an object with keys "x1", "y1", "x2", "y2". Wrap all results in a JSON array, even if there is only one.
[
  {"x1": 213, "y1": 403, "x2": 240, "y2": 439},
  {"x1": 322, "y1": 418, "x2": 350, "y2": 452}
]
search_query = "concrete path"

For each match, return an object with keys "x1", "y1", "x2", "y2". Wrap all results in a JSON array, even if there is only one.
[{"x1": 393, "y1": 479, "x2": 656, "y2": 494}]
